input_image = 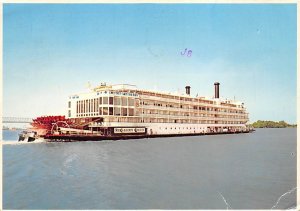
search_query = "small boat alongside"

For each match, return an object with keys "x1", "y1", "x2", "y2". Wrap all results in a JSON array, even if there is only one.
[{"x1": 18, "y1": 131, "x2": 39, "y2": 142}]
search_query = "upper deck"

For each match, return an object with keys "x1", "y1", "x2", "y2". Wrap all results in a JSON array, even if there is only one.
[
  {"x1": 67, "y1": 83, "x2": 249, "y2": 125},
  {"x1": 75, "y1": 83, "x2": 245, "y2": 108}
]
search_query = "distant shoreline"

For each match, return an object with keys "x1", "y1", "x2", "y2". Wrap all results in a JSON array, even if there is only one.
[
  {"x1": 251, "y1": 120, "x2": 297, "y2": 129},
  {"x1": 254, "y1": 127, "x2": 296, "y2": 129},
  {"x1": 2, "y1": 128, "x2": 24, "y2": 131}
]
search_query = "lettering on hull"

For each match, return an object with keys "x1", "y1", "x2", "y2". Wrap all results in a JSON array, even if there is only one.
[{"x1": 114, "y1": 128, "x2": 146, "y2": 134}]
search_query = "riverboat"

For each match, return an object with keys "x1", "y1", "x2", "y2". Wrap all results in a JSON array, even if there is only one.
[{"x1": 23, "y1": 82, "x2": 250, "y2": 142}]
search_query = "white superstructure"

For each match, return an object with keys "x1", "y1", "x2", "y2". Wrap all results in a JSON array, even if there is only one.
[{"x1": 67, "y1": 82, "x2": 249, "y2": 135}]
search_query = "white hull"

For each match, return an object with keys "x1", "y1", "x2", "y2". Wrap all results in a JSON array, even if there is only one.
[{"x1": 101, "y1": 122, "x2": 247, "y2": 135}]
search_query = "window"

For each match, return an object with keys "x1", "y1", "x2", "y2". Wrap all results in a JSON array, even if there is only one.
[
  {"x1": 122, "y1": 97, "x2": 127, "y2": 106},
  {"x1": 115, "y1": 107, "x2": 121, "y2": 116},
  {"x1": 128, "y1": 98, "x2": 135, "y2": 106},
  {"x1": 99, "y1": 97, "x2": 102, "y2": 105},
  {"x1": 68, "y1": 101, "x2": 71, "y2": 108},
  {"x1": 99, "y1": 107, "x2": 102, "y2": 115},
  {"x1": 92, "y1": 99, "x2": 94, "y2": 112},
  {"x1": 109, "y1": 107, "x2": 113, "y2": 115},
  {"x1": 103, "y1": 97, "x2": 108, "y2": 104},
  {"x1": 128, "y1": 108, "x2": 134, "y2": 116},
  {"x1": 68, "y1": 110, "x2": 71, "y2": 117},
  {"x1": 109, "y1": 97, "x2": 113, "y2": 105},
  {"x1": 114, "y1": 97, "x2": 121, "y2": 105},
  {"x1": 122, "y1": 107, "x2": 128, "y2": 116},
  {"x1": 85, "y1": 100, "x2": 88, "y2": 113},
  {"x1": 103, "y1": 107, "x2": 108, "y2": 115}
]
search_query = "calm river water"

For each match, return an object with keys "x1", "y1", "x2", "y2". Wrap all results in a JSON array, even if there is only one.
[{"x1": 3, "y1": 128, "x2": 297, "y2": 209}]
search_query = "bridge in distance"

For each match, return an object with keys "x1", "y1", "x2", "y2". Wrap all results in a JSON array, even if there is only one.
[{"x1": 2, "y1": 117, "x2": 33, "y2": 123}]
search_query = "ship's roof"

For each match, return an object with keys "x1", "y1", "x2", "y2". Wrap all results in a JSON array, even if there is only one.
[
  {"x1": 89, "y1": 83, "x2": 245, "y2": 106},
  {"x1": 70, "y1": 83, "x2": 245, "y2": 106}
]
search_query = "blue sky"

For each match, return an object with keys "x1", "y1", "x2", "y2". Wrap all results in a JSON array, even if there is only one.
[{"x1": 3, "y1": 4, "x2": 297, "y2": 123}]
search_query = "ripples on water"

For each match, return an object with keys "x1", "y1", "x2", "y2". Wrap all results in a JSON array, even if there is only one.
[{"x1": 3, "y1": 129, "x2": 297, "y2": 209}]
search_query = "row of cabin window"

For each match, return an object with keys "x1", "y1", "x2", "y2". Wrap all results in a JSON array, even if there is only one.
[
  {"x1": 78, "y1": 97, "x2": 135, "y2": 106},
  {"x1": 75, "y1": 97, "x2": 135, "y2": 114},
  {"x1": 76, "y1": 108, "x2": 135, "y2": 116},
  {"x1": 143, "y1": 102, "x2": 244, "y2": 113},
  {"x1": 99, "y1": 107, "x2": 135, "y2": 116},
  {"x1": 139, "y1": 119, "x2": 245, "y2": 124},
  {"x1": 77, "y1": 107, "x2": 134, "y2": 116},
  {"x1": 141, "y1": 110, "x2": 246, "y2": 119},
  {"x1": 159, "y1": 127, "x2": 205, "y2": 130}
]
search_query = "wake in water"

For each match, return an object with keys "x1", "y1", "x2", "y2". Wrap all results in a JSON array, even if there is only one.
[{"x1": 2, "y1": 139, "x2": 45, "y2": 145}]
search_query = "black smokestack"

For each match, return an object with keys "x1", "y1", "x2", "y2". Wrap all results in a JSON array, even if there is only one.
[
  {"x1": 214, "y1": 82, "x2": 220, "y2": 98},
  {"x1": 185, "y1": 86, "x2": 191, "y2": 95}
]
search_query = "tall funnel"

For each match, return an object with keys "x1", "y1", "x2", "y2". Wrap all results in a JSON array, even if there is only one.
[
  {"x1": 214, "y1": 82, "x2": 220, "y2": 98},
  {"x1": 185, "y1": 86, "x2": 191, "y2": 95}
]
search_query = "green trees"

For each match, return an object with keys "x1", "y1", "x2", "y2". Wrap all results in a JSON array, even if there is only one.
[{"x1": 251, "y1": 120, "x2": 296, "y2": 128}]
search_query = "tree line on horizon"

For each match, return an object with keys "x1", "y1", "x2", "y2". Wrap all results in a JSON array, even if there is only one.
[{"x1": 251, "y1": 120, "x2": 297, "y2": 128}]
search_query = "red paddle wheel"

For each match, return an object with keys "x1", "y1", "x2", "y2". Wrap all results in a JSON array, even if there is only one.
[{"x1": 30, "y1": 116, "x2": 74, "y2": 136}]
